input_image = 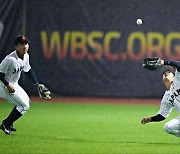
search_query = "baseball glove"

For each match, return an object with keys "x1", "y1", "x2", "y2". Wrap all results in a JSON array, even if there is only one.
[
  {"x1": 142, "y1": 57, "x2": 162, "y2": 71},
  {"x1": 37, "y1": 84, "x2": 51, "y2": 100}
]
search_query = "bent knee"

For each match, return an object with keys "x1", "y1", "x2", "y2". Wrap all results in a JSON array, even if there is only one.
[
  {"x1": 16, "y1": 103, "x2": 30, "y2": 114},
  {"x1": 164, "y1": 123, "x2": 172, "y2": 133},
  {"x1": 24, "y1": 103, "x2": 30, "y2": 110},
  {"x1": 23, "y1": 103, "x2": 30, "y2": 112},
  {"x1": 164, "y1": 122, "x2": 178, "y2": 135}
]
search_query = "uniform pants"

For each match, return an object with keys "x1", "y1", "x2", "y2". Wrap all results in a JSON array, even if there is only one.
[
  {"x1": 0, "y1": 82, "x2": 30, "y2": 114},
  {"x1": 164, "y1": 116, "x2": 180, "y2": 137}
]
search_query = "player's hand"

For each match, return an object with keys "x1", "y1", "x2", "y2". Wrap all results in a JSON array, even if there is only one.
[
  {"x1": 141, "y1": 117, "x2": 151, "y2": 124},
  {"x1": 6, "y1": 83, "x2": 15, "y2": 93},
  {"x1": 155, "y1": 58, "x2": 164, "y2": 65},
  {"x1": 161, "y1": 59, "x2": 164, "y2": 65}
]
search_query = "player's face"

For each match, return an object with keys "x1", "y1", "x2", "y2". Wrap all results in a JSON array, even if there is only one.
[
  {"x1": 15, "y1": 43, "x2": 29, "y2": 59},
  {"x1": 163, "y1": 71, "x2": 174, "y2": 82}
]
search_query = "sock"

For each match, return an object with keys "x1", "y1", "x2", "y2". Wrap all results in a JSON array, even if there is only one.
[{"x1": 3, "y1": 106, "x2": 22, "y2": 126}]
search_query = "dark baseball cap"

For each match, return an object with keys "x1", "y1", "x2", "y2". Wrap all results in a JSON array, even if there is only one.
[
  {"x1": 14, "y1": 35, "x2": 29, "y2": 45},
  {"x1": 161, "y1": 65, "x2": 174, "y2": 75}
]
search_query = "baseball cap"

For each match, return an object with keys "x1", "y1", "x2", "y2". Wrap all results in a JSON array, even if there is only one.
[
  {"x1": 14, "y1": 35, "x2": 29, "y2": 45},
  {"x1": 161, "y1": 65, "x2": 174, "y2": 75}
]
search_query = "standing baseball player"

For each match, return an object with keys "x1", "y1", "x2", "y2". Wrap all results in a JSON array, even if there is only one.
[
  {"x1": 0, "y1": 35, "x2": 51, "y2": 135},
  {"x1": 141, "y1": 59, "x2": 180, "y2": 137}
]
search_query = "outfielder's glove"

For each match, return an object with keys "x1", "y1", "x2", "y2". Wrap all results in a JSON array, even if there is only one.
[
  {"x1": 37, "y1": 84, "x2": 51, "y2": 100},
  {"x1": 142, "y1": 57, "x2": 162, "y2": 71}
]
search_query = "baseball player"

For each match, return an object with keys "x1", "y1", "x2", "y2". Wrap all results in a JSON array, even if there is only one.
[
  {"x1": 141, "y1": 59, "x2": 180, "y2": 137},
  {"x1": 0, "y1": 35, "x2": 51, "y2": 135}
]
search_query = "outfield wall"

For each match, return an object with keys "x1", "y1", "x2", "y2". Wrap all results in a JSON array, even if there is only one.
[
  {"x1": 0, "y1": 0, "x2": 180, "y2": 98},
  {"x1": 0, "y1": 97, "x2": 161, "y2": 105}
]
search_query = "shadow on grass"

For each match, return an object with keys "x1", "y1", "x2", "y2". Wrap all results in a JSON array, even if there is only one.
[{"x1": 18, "y1": 134, "x2": 180, "y2": 145}]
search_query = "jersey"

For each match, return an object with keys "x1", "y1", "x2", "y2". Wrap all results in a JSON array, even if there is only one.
[
  {"x1": 0, "y1": 51, "x2": 31, "y2": 84},
  {"x1": 158, "y1": 91, "x2": 173, "y2": 118},
  {"x1": 158, "y1": 70, "x2": 180, "y2": 118},
  {"x1": 168, "y1": 70, "x2": 180, "y2": 111}
]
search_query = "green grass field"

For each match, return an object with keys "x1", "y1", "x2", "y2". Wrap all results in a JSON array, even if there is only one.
[{"x1": 0, "y1": 101, "x2": 180, "y2": 154}]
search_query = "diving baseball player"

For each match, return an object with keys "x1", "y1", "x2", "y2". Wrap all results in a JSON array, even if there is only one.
[
  {"x1": 0, "y1": 35, "x2": 51, "y2": 135},
  {"x1": 141, "y1": 59, "x2": 180, "y2": 137}
]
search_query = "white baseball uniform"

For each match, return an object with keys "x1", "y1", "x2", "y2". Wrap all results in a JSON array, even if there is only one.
[
  {"x1": 0, "y1": 50, "x2": 31, "y2": 114},
  {"x1": 158, "y1": 70, "x2": 180, "y2": 137}
]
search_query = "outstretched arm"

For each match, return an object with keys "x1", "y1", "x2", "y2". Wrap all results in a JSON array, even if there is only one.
[
  {"x1": 25, "y1": 69, "x2": 39, "y2": 86},
  {"x1": 163, "y1": 60, "x2": 180, "y2": 72},
  {"x1": 26, "y1": 69, "x2": 51, "y2": 100},
  {"x1": 141, "y1": 114, "x2": 165, "y2": 124}
]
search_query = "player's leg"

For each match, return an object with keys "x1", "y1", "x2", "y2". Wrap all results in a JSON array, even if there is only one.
[
  {"x1": 1, "y1": 106, "x2": 20, "y2": 133},
  {"x1": 2, "y1": 107, "x2": 17, "y2": 131},
  {"x1": 164, "y1": 116, "x2": 180, "y2": 137},
  {"x1": 0, "y1": 85, "x2": 30, "y2": 134},
  {"x1": 0, "y1": 83, "x2": 15, "y2": 134}
]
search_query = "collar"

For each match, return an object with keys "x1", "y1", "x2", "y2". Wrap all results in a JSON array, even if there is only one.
[
  {"x1": 14, "y1": 50, "x2": 24, "y2": 60},
  {"x1": 14, "y1": 50, "x2": 19, "y2": 59}
]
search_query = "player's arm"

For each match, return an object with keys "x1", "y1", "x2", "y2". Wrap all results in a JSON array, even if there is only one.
[
  {"x1": 0, "y1": 59, "x2": 16, "y2": 93},
  {"x1": 25, "y1": 69, "x2": 51, "y2": 99},
  {"x1": 141, "y1": 114, "x2": 165, "y2": 124},
  {"x1": 25, "y1": 69, "x2": 39, "y2": 86},
  {"x1": 163, "y1": 60, "x2": 180, "y2": 72},
  {"x1": 0, "y1": 72, "x2": 15, "y2": 93},
  {"x1": 0, "y1": 72, "x2": 9, "y2": 86},
  {"x1": 141, "y1": 92, "x2": 172, "y2": 124}
]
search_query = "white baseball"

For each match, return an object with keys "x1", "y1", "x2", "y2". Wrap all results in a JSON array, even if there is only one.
[{"x1": 136, "y1": 19, "x2": 143, "y2": 25}]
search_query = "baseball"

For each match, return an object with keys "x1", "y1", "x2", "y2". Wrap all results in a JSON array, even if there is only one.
[{"x1": 136, "y1": 19, "x2": 143, "y2": 25}]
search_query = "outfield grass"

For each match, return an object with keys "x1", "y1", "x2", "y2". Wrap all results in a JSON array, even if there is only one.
[{"x1": 0, "y1": 101, "x2": 180, "y2": 153}]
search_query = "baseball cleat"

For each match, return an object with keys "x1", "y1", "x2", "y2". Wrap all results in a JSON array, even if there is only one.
[
  {"x1": 0, "y1": 124, "x2": 12, "y2": 135},
  {"x1": 2, "y1": 120, "x2": 16, "y2": 132},
  {"x1": 10, "y1": 125, "x2": 16, "y2": 132}
]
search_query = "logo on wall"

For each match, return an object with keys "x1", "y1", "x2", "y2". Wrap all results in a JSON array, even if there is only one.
[{"x1": 40, "y1": 31, "x2": 180, "y2": 61}]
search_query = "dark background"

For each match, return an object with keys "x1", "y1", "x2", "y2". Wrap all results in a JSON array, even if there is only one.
[{"x1": 0, "y1": 0, "x2": 180, "y2": 98}]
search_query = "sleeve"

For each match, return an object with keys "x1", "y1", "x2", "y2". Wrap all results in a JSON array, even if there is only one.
[
  {"x1": 0, "y1": 72, "x2": 9, "y2": 86},
  {"x1": 151, "y1": 114, "x2": 165, "y2": 122},
  {"x1": 0, "y1": 57, "x2": 12, "y2": 73},
  {"x1": 26, "y1": 69, "x2": 39, "y2": 85},
  {"x1": 157, "y1": 91, "x2": 173, "y2": 118},
  {"x1": 23, "y1": 53, "x2": 31, "y2": 72},
  {"x1": 164, "y1": 60, "x2": 180, "y2": 72}
]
